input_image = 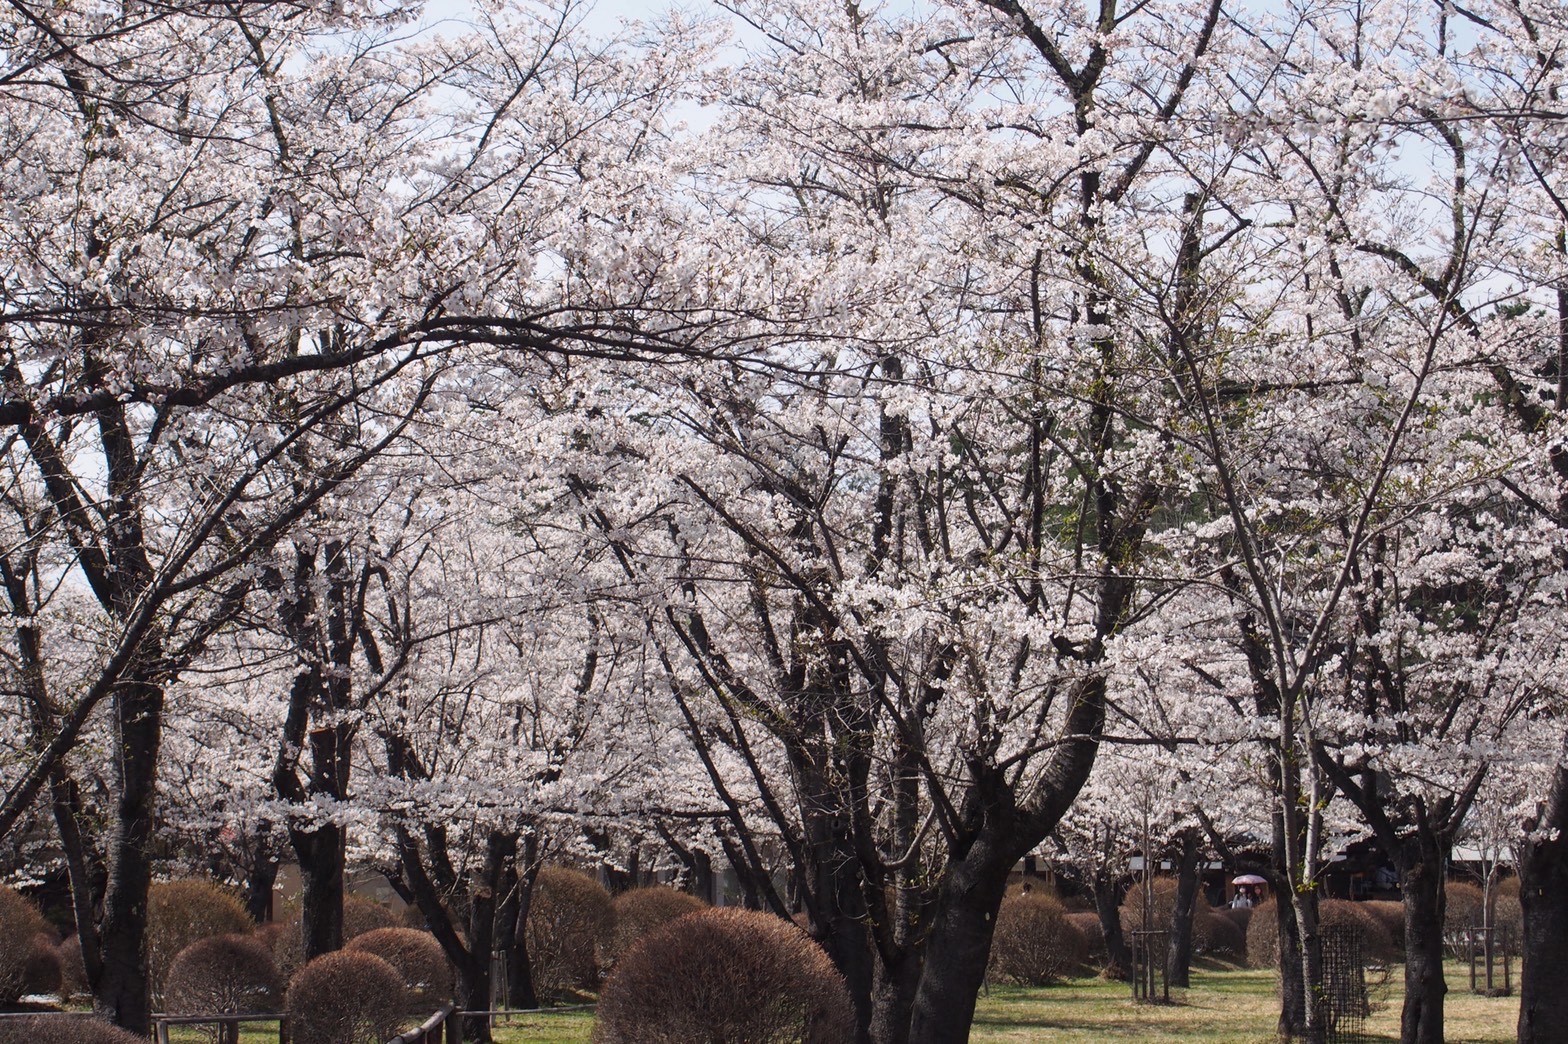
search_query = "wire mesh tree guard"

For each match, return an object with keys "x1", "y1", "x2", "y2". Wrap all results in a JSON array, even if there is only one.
[
  {"x1": 1318, "y1": 924, "x2": 1369, "y2": 1044},
  {"x1": 1465, "y1": 925, "x2": 1514, "y2": 997}
]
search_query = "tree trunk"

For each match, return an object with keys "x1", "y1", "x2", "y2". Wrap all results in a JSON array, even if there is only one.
[
  {"x1": 93, "y1": 674, "x2": 164, "y2": 1035},
  {"x1": 1167, "y1": 829, "x2": 1201, "y2": 988},
  {"x1": 1398, "y1": 841, "x2": 1447, "y2": 1044},
  {"x1": 906, "y1": 840, "x2": 1011, "y2": 1043},
  {"x1": 293, "y1": 825, "x2": 346, "y2": 959},
  {"x1": 1093, "y1": 870, "x2": 1131, "y2": 980},
  {"x1": 1288, "y1": 888, "x2": 1325, "y2": 1044},
  {"x1": 800, "y1": 816, "x2": 874, "y2": 1043},
  {"x1": 245, "y1": 838, "x2": 279, "y2": 924},
  {"x1": 869, "y1": 948, "x2": 920, "y2": 1044},
  {"x1": 1518, "y1": 785, "x2": 1568, "y2": 1044},
  {"x1": 1273, "y1": 877, "x2": 1306, "y2": 1037}
]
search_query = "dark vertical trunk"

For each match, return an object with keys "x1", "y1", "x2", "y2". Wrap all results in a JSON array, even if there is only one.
[
  {"x1": 906, "y1": 841, "x2": 1011, "y2": 1043},
  {"x1": 800, "y1": 814, "x2": 873, "y2": 1043},
  {"x1": 294, "y1": 825, "x2": 346, "y2": 959},
  {"x1": 245, "y1": 833, "x2": 279, "y2": 924},
  {"x1": 689, "y1": 850, "x2": 714, "y2": 904},
  {"x1": 1518, "y1": 781, "x2": 1568, "y2": 1044},
  {"x1": 1398, "y1": 841, "x2": 1447, "y2": 1044},
  {"x1": 1167, "y1": 829, "x2": 1201, "y2": 988},
  {"x1": 509, "y1": 839, "x2": 541, "y2": 1011},
  {"x1": 52, "y1": 772, "x2": 103, "y2": 987},
  {"x1": 868, "y1": 950, "x2": 920, "y2": 1044},
  {"x1": 1273, "y1": 876, "x2": 1306, "y2": 1036},
  {"x1": 1092, "y1": 870, "x2": 1131, "y2": 980},
  {"x1": 94, "y1": 673, "x2": 164, "y2": 1035},
  {"x1": 453, "y1": 832, "x2": 509, "y2": 1043}
]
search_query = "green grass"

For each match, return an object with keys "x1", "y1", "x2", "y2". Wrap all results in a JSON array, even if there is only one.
[
  {"x1": 159, "y1": 963, "x2": 1519, "y2": 1043},
  {"x1": 480, "y1": 962, "x2": 1518, "y2": 1044}
]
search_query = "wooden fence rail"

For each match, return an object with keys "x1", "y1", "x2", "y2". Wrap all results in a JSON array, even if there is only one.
[{"x1": 153, "y1": 1011, "x2": 288, "y2": 1044}]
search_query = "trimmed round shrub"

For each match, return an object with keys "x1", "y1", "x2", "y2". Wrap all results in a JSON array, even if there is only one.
[
  {"x1": 526, "y1": 867, "x2": 614, "y2": 997},
  {"x1": 0, "y1": 885, "x2": 51, "y2": 1005},
  {"x1": 286, "y1": 951, "x2": 407, "y2": 1044},
  {"x1": 22, "y1": 933, "x2": 62, "y2": 997},
  {"x1": 148, "y1": 880, "x2": 253, "y2": 1001},
  {"x1": 345, "y1": 928, "x2": 453, "y2": 1008},
  {"x1": 609, "y1": 888, "x2": 705, "y2": 963},
  {"x1": 1203, "y1": 911, "x2": 1246, "y2": 958},
  {"x1": 56, "y1": 936, "x2": 87, "y2": 1000},
  {"x1": 1064, "y1": 911, "x2": 1107, "y2": 964},
  {"x1": 989, "y1": 892, "x2": 1086, "y2": 985},
  {"x1": 1246, "y1": 899, "x2": 1398, "y2": 968},
  {"x1": 1121, "y1": 878, "x2": 1216, "y2": 950},
  {"x1": 255, "y1": 920, "x2": 306, "y2": 983},
  {"x1": 1445, "y1": 881, "x2": 1486, "y2": 933},
  {"x1": 1363, "y1": 900, "x2": 1405, "y2": 950},
  {"x1": 164, "y1": 934, "x2": 282, "y2": 1016},
  {"x1": 343, "y1": 896, "x2": 398, "y2": 941},
  {"x1": 0, "y1": 1015, "x2": 144, "y2": 1044},
  {"x1": 593, "y1": 907, "x2": 853, "y2": 1044},
  {"x1": 1215, "y1": 905, "x2": 1252, "y2": 934}
]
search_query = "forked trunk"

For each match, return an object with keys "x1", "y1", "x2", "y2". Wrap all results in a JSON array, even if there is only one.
[{"x1": 906, "y1": 840, "x2": 1011, "y2": 1043}]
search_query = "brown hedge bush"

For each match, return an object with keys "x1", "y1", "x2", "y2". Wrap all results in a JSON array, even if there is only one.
[
  {"x1": 1064, "y1": 911, "x2": 1107, "y2": 965},
  {"x1": 593, "y1": 907, "x2": 853, "y2": 1044},
  {"x1": 0, "y1": 1015, "x2": 144, "y2": 1044},
  {"x1": 1215, "y1": 905, "x2": 1252, "y2": 934},
  {"x1": 56, "y1": 936, "x2": 87, "y2": 1000},
  {"x1": 343, "y1": 896, "x2": 399, "y2": 941},
  {"x1": 147, "y1": 880, "x2": 253, "y2": 1002},
  {"x1": 255, "y1": 920, "x2": 306, "y2": 984},
  {"x1": 286, "y1": 951, "x2": 407, "y2": 1044},
  {"x1": 1445, "y1": 882, "x2": 1486, "y2": 933},
  {"x1": 164, "y1": 933, "x2": 282, "y2": 1016},
  {"x1": 526, "y1": 867, "x2": 614, "y2": 997},
  {"x1": 1246, "y1": 899, "x2": 1398, "y2": 968},
  {"x1": 1363, "y1": 900, "x2": 1405, "y2": 950},
  {"x1": 1120, "y1": 878, "x2": 1216, "y2": 950},
  {"x1": 1203, "y1": 911, "x2": 1246, "y2": 959},
  {"x1": 609, "y1": 888, "x2": 706, "y2": 963},
  {"x1": 22, "y1": 933, "x2": 62, "y2": 997},
  {"x1": 989, "y1": 892, "x2": 1086, "y2": 986},
  {"x1": 0, "y1": 885, "x2": 50, "y2": 1005},
  {"x1": 344, "y1": 928, "x2": 453, "y2": 1008}
]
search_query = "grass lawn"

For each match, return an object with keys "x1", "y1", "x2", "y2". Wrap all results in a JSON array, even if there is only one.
[{"x1": 475, "y1": 961, "x2": 1518, "y2": 1044}]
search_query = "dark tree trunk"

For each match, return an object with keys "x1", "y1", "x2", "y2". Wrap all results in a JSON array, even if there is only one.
[
  {"x1": 905, "y1": 839, "x2": 1011, "y2": 1043},
  {"x1": 94, "y1": 674, "x2": 164, "y2": 1035},
  {"x1": 869, "y1": 949, "x2": 920, "y2": 1044},
  {"x1": 1397, "y1": 838, "x2": 1447, "y2": 1044},
  {"x1": 798, "y1": 788, "x2": 874, "y2": 1044},
  {"x1": 1273, "y1": 876, "x2": 1306, "y2": 1037},
  {"x1": 1518, "y1": 783, "x2": 1568, "y2": 1044},
  {"x1": 689, "y1": 849, "x2": 715, "y2": 904},
  {"x1": 506, "y1": 836, "x2": 541, "y2": 1011},
  {"x1": 1093, "y1": 870, "x2": 1131, "y2": 980},
  {"x1": 293, "y1": 825, "x2": 346, "y2": 959},
  {"x1": 245, "y1": 834, "x2": 279, "y2": 924},
  {"x1": 1167, "y1": 828, "x2": 1201, "y2": 988}
]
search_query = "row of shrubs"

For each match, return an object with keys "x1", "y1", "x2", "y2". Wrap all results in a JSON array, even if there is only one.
[
  {"x1": 990, "y1": 877, "x2": 1526, "y2": 986},
  {"x1": 0, "y1": 873, "x2": 854, "y2": 1044}
]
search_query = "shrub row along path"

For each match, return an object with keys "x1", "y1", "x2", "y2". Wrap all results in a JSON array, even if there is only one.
[{"x1": 160, "y1": 962, "x2": 1519, "y2": 1044}]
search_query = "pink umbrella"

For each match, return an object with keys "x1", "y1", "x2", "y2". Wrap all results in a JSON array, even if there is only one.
[{"x1": 1232, "y1": 874, "x2": 1268, "y2": 885}]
